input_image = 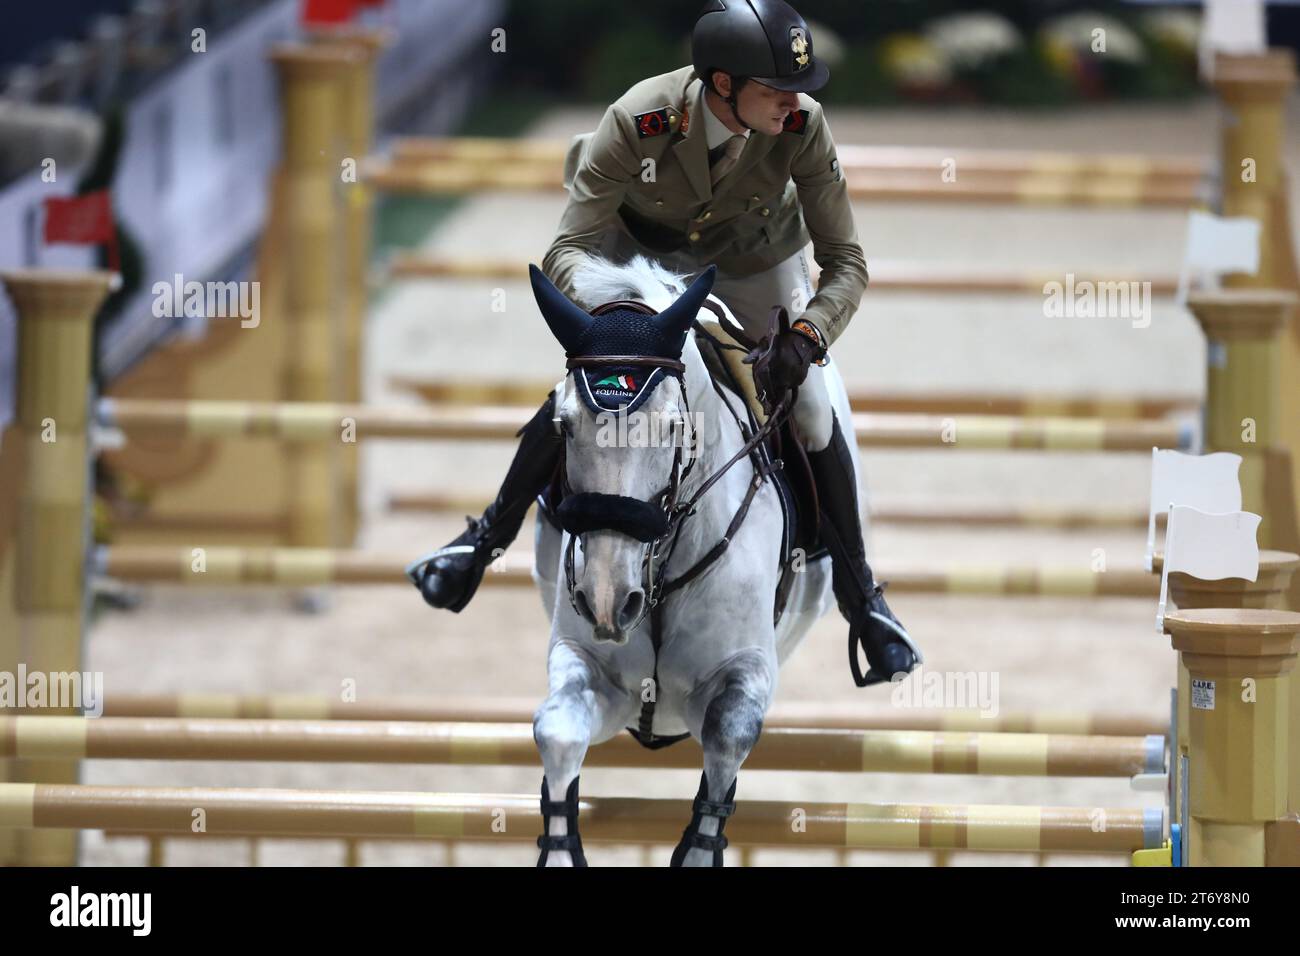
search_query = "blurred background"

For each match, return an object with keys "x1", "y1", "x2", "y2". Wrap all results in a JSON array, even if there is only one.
[{"x1": 0, "y1": 1, "x2": 1298, "y2": 866}]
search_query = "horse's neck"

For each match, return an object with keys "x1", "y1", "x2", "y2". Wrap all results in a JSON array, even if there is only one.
[{"x1": 670, "y1": 334, "x2": 756, "y2": 561}]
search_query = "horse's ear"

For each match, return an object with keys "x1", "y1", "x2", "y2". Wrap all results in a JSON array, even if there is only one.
[
  {"x1": 529, "y1": 263, "x2": 593, "y2": 354},
  {"x1": 656, "y1": 265, "x2": 717, "y2": 356}
]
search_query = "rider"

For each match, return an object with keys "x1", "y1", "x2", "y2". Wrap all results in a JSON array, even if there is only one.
[{"x1": 415, "y1": 0, "x2": 920, "y2": 687}]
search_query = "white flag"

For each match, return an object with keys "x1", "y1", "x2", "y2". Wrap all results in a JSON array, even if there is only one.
[
  {"x1": 1199, "y1": 0, "x2": 1266, "y2": 81},
  {"x1": 1145, "y1": 448, "x2": 1243, "y2": 571},
  {"x1": 1157, "y1": 506, "x2": 1261, "y2": 632},
  {"x1": 1176, "y1": 211, "x2": 1261, "y2": 304}
]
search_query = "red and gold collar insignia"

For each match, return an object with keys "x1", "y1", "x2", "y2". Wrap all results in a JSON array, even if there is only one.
[
  {"x1": 782, "y1": 109, "x2": 809, "y2": 135},
  {"x1": 634, "y1": 107, "x2": 672, "y2": 138}
]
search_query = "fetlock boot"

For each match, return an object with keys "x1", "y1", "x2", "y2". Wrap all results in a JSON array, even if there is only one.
[
  {"x1": 412, "y1": 394, "x2": 562, "y2": 612},
  {"x1": 537, "y1": 775, "x2": 587, "y2": 867},
  {"x1": 670, "y1": 771, "x2": 737, "y2": 867},
  {"x1": 807, "y1": 414, "x2": 923, "y2": 687}
]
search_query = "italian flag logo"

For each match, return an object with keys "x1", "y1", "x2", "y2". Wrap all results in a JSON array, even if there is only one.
[{"x1": 594, "y1": 373, "x2": 635, "y2": 390}]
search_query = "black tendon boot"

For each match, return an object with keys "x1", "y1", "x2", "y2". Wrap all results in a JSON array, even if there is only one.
[
  {"x1": 415, "y1": 394, "x2": 562, "y2": 612},
  {"x1": 807, "y1": 414, "x2": 923, "y2": 687},
  {"x1": 537, "y1": 776, "x2": 588, "y2": 867},
  {"x1": 670, "y1": 771, "x2": 737, "y2": 867}
]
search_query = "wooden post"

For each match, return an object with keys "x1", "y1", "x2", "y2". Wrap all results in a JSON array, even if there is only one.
[
  {"x1": 1187, "y1": 290, "x2": 1300, "y2": 611},
  {"x1": 2, "y1": 269, "x2": 114, "y2": 865},
  {"x1": 307, "y1": 29, "x2": 386, "y2": 548},
  {"x1": 1154, "y1": 551, "x2": 1300, "y2": 834},
  {"x1": 1187, "y1": 290, "x2": 1300, "y2": 816},
  {"x1": 269, "y1": 45, "x2": 362, "y2": 551},
  {"x1": 1163, "y1": 608, "x2": 1300, "y2": 865},
  {"x1": 1212, "y1": 51, "x2": 1300, "y2": 611}
]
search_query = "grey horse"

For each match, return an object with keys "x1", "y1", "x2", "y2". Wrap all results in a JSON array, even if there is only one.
[{"x1": 528, "y1": 253, "x2": 863, "y2": 866}]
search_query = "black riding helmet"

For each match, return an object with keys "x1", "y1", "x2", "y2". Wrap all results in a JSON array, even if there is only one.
[{"x1": 691, "y1": 0, "x2": 831, "y2": 127}]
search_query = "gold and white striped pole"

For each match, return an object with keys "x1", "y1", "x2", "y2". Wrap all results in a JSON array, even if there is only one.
[
  {"x1": 0, "y1": 717, "x2": 1165, "y2": 778},
  {"x1": 1, "y1": 269, "x2": 114, "y2": 866},
  {"x1": 0, "y1": 784, "x2": 1165, "y2": 854}
]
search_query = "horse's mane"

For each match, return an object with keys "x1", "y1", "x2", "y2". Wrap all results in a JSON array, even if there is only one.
[{"x1": 569, "y1": 253, "x2": 691, "y2": 314}]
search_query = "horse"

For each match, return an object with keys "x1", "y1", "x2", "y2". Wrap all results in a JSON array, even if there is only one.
[{"x1": 527, "y1": 252, "x2": 863, "y2": 866}]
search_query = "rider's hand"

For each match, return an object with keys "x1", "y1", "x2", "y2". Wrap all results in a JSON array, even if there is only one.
[{"x1": 751, "y1": 325, "x2": 824, "y2": 401}]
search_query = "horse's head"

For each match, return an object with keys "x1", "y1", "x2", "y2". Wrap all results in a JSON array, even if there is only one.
[{"x1": 530, "y1": 260, "x2": 717, "y2": 644}]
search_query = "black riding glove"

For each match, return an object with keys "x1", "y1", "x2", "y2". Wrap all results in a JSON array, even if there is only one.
[{"x1": 750, "y1": 327, "x2": 824, "y2": 403}]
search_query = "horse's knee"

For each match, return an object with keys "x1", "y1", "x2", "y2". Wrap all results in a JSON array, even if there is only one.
[
  {"x1": 534, "y1": 686, "x2": 595, "y2": 765},
  {"x1": 701, "y1": 680, "x2": 765, "y2": 760}
]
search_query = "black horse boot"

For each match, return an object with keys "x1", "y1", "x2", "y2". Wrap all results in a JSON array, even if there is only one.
[
  {"x1": 807, "y1": 414, "x2": 922, "y2": 687},
  {"x1": 670, "y1": 771, "x2": 737, "y2": 867},
  {"x1": 414, "y1": 393, "x2": 562, "y2": 612},
  {"x1": 537, "y1": 776, "x2": 588, "y2": 867}
]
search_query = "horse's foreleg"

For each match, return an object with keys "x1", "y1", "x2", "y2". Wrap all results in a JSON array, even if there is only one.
[
  {"x1": 533, "y1": 642, "x2": 605, "y2": 867},
  {"x1": 673, "y1": 651, "x2": 772, "y2": 867}
]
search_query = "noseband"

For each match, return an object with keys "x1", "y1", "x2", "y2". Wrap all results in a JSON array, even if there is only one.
[{"x1": 556, "y1": 300, "x2": 790, "y2": 634}]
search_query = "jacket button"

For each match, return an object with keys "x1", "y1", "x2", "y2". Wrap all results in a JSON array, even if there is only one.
[
  {"x1": 760, "y1": 208, "x2": 770, "y2": 216},
  {"x1": 688, "y1": 231, "x2": 701, "y2": 242},
  {"x1": 655, "y1": 199, "x2": 665, "y2": 206}
]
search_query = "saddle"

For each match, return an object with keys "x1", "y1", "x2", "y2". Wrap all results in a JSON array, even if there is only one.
[{"x1": 537, "y1": 298, "x2": 828, "y2": 628}]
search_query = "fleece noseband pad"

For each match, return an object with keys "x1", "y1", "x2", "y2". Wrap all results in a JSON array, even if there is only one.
[{"x1": 557, "y1": 492, "x2": 669, "y2": 543}]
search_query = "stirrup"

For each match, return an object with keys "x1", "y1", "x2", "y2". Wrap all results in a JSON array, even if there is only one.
[
  {"x1": 849, "y1": 581, "x2": 923, "y2": 688},
  {"x1": 537, "y1": 776, "x2": 587, "y2": 867},
  {"x1": 670, "y1": 772, "x2": 737, "y2": 868}
]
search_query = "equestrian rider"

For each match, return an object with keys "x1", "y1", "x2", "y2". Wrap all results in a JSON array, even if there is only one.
[{"x1": 415, "y1": 0, "x2": 920, "y2": 687}]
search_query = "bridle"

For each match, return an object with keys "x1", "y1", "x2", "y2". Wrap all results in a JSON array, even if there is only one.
[{"x1": 556, "y1": 300, "x2": 791, "y2": 634}]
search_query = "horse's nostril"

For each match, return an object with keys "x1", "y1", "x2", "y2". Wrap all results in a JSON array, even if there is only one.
[
  {"x1": 574, "y1": 588, "x2": 596, "y2": 625},
  {"x1": 618, "y1": 590, "x2": 645, "y2": 629}
]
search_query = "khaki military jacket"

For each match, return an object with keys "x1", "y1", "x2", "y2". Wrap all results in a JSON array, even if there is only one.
[{"x1": 542, "y1": 65, "x2": 868, "y2": 346}]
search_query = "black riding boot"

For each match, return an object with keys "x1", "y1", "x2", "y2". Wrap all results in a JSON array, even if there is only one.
[
  {"x1": 807, "y1": 413, "x2": 922, "y2": 687},
  {"x1": 415, "y1": 393, "x2": 562, "y2": 612}
]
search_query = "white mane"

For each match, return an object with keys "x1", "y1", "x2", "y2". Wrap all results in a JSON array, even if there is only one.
[{"x1": 570, "y1": 253, "x2": 689, "y2": 313}]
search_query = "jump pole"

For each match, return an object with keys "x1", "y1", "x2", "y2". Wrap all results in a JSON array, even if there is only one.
[
  {"x1": 96, "y1": 693, "x2": 1169, "y2": 737},
  {"x1": 96, "y1": 398, "x2": 1194, "y2": 452},
  {"x1": 89, "y1": 545, "x2": 1162, "y2": 598},
  {"x1": 0, "y1": 784, "x2": 1164, "y2": 854},
  {"x1": 0, "y1": 717, "x2": 1165, "y2": 779},
  {"x1": 0, "y1": 269, "x2": 115, "y2": 866}
]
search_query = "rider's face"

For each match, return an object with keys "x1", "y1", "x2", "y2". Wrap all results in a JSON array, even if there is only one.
[{"x1": 732, "y1": 79, "x2": 801, "y2": 135}]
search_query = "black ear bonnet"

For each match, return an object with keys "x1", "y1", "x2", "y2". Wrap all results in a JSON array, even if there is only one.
[{"x1": 528, "y1": 264, "x2": 717, "y2": 413}]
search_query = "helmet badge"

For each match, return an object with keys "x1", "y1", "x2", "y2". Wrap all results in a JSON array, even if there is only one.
[{"x1": 790, "y1": 28, "x2": 809, "y2": 70}]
